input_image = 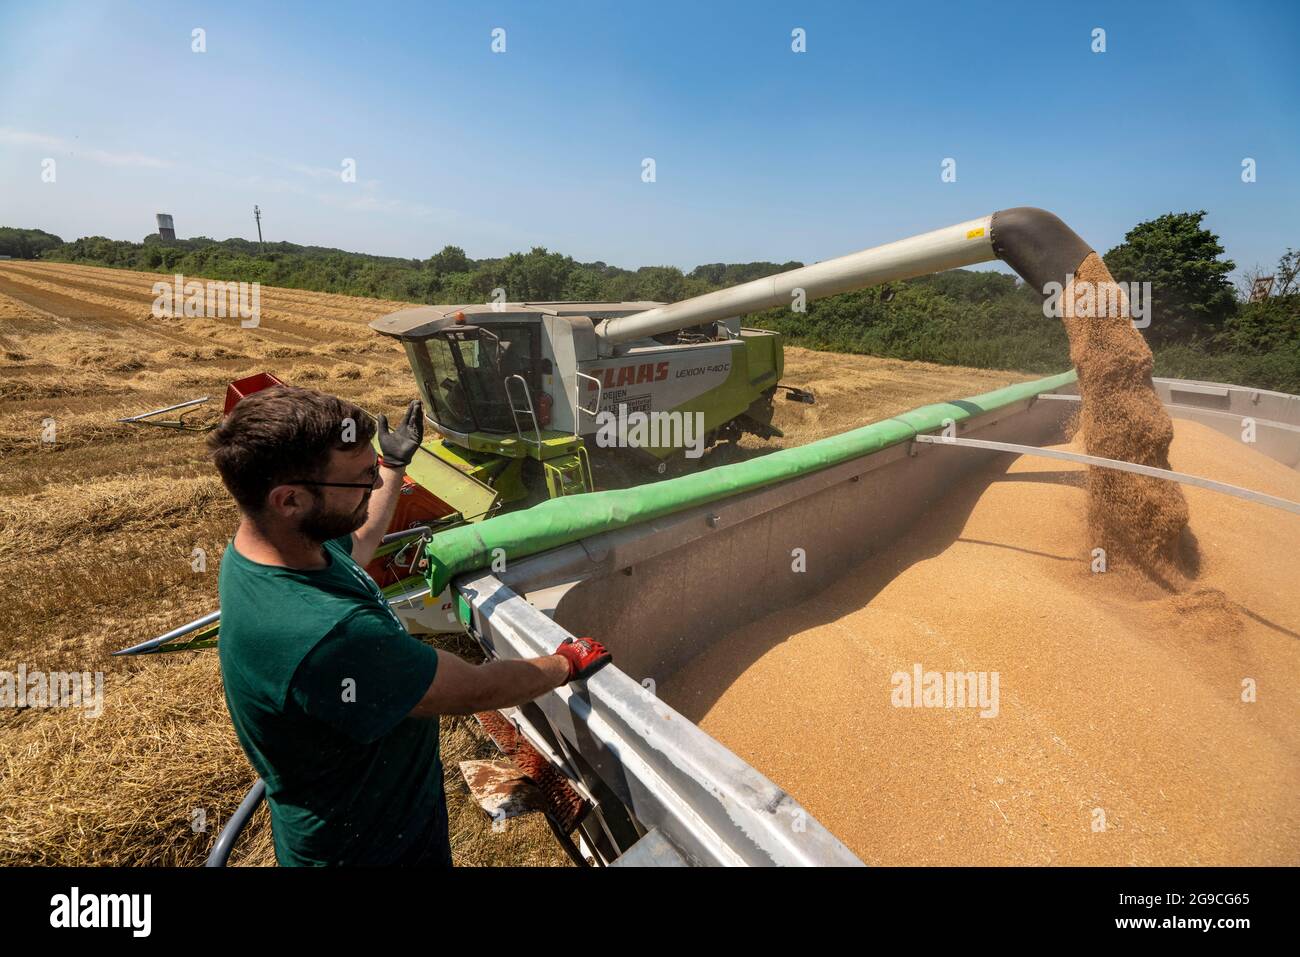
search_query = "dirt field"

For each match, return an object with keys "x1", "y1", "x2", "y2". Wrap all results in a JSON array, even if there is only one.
[{"x1": 0, "y1": 261, "x2": 1029, "y2": 866}]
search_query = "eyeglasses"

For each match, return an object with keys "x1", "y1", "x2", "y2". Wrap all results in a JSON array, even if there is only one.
[{"x1": 282, "y1": 462, "x2": 380, "y2": 490}]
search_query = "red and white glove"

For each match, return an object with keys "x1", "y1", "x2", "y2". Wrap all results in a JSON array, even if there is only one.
[{"x1": 554, "y1": 636, "x2": 612, "y2": 683}]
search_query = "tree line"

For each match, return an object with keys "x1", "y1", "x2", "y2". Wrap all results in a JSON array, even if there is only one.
[
  {"x1": 5, "y1": 212, "x2": 1295, "y2": 392},
  {"x1": 0, "y1": 227, "x2": 64, "y2": 259}
]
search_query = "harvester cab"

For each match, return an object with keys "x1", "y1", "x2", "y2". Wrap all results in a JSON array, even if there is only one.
[{"x1": 369, "y1": 298, "x2": 799, "y2": 505}]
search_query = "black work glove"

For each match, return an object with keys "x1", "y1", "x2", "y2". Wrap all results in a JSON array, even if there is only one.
[{"x1": 376, "y1": 399, "x2": 424, "y2": 468}]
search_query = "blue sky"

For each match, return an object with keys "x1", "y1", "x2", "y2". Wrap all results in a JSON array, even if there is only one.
[{"x1": 1, "y1": 0, "x2": 1296, "y2": 277}]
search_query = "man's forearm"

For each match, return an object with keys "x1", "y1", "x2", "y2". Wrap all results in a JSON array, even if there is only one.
[
  {"x1": 432, "y1": 654, "x2": 570, "y2": 717},
  {"x1": 350, "y1": 464, "x2": 406, "y2": 566}
]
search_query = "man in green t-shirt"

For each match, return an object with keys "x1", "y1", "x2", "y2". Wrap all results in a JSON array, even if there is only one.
[{"x1": 208, "y1": 386, "x2": 611, "y2": 866}]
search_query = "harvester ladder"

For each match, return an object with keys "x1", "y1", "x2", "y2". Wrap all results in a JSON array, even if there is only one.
[
  {"x1": 505, "y1": 374, "x2": 543, "y2": 449},
  {"x1": 543, "y1": 447, "x2": 594, "y2": 498}
]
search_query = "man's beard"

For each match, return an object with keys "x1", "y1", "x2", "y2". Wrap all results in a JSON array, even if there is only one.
[{"x1": 298, "y1": 493, "x2": 370, "y2": 544}]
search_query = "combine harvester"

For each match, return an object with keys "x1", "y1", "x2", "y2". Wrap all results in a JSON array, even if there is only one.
[{"x1": 120, "y1": 209, "x2": 1300, "y2": 866}]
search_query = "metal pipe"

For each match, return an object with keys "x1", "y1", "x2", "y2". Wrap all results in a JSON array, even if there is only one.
[
  {"x1": 115, "y1": 572, "x2": 437, "y2": 656},
  {"x1": 113, "y1": 609, "x2": 220, "y2": 656},
  {"x1": 116, "y1": 396, "x2": 210, "y2": 423},
  {"x1": 381, "y1": 524, "x2": 434, "y2": 544},
  {"x1": 914, "y1": 434, "x2": 1300, "y2": 515},
  {"x1": 596, "y1": 216, "x2": 996, "y2": 345},
  {"x1": 204, "y1": 778, "x2": 267, "y2": 867},
  {"x1": 596, "y1": 206, "x2": 1100, "y2": 349}
]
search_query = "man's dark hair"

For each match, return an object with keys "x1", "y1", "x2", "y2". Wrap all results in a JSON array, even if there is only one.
[{"x1": 208, "y1": 386, "x2": 376, "y2": 513}]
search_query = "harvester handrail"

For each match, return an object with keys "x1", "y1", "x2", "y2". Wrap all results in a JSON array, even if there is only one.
[{"x1": 573, "y1": 371, "x2": 602, "y2": 438}]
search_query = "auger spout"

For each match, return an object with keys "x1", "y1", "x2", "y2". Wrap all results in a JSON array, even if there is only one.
[{"x1": 594, "y1": 208, "x2": 1094, "y2": 346}]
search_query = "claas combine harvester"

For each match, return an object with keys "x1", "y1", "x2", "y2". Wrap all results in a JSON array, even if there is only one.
[{"x1": 366, "y1": 295, "x2": 814, "y2": 505}]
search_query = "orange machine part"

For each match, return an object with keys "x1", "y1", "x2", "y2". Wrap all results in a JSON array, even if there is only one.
[
  {"x1": 223, "y1": 372, "x2": 286, "y2": 415},
  {"x1": 363, "y1": 474, "x2": 458, "y2": 589}
]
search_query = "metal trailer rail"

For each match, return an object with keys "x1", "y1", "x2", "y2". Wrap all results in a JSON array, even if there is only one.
[
  {"x1": 454, "y1": 571, "x2": 862, "y2": 866},
  {"x1": 201, "y1": 577, "x2": 864, "y2": 868}
]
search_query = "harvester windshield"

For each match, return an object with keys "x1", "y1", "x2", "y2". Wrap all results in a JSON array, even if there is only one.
[{"x1": 405, "y1": 324, "x2": 538, "y2": 436}]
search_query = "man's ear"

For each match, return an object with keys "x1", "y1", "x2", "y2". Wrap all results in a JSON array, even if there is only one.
[{"x1": 264, "y1": 483, "x2": 310, "y2": 516}]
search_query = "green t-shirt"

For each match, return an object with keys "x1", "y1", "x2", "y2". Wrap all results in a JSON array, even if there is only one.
[{"x1": 217, "y1": 533, "x2": 443, "y2": 866}]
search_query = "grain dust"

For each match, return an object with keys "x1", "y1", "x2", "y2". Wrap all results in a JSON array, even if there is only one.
[{"x1": 1062, "y1": 253, "x2": 1190, "y2": 579}]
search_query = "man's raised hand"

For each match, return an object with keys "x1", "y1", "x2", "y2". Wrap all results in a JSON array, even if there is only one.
[{"x1": 377, "y1": 399, "x2": 424, "y2": 468}]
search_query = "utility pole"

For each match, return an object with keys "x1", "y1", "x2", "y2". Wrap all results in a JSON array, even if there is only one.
[{"x1": 253, "y1": 205, "x2": 264, "y2": 249}]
